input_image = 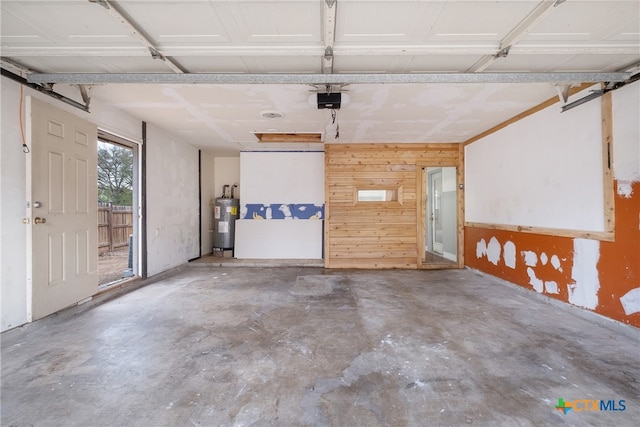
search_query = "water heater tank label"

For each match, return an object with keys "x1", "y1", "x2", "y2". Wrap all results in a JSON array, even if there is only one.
[
  {"x1": 218, "y1": 221, "x2": 229, "y2": 233},
  {"x1": 230, "y1": 206, "x2": 238, "y2": 215},
  {"x1": 214, "y1": 206, "x2": 221, "y2": 219}
]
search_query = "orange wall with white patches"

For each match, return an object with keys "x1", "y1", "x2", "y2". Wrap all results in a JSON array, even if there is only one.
[{"x1": 464, "y1": 83, "x2": 640, "y2": 328}]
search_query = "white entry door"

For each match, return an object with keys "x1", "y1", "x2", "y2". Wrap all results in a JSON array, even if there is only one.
[{"x1": 26, "y1": 97, "x2": 98, "y2": 320}]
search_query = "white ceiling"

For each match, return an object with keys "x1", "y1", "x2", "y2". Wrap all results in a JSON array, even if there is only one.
[{"x1": 2, "y1": 0, "x2": 639, "y2": 154}]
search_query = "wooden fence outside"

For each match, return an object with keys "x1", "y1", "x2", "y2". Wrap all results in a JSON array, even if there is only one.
[{"x1": 98, "y1": 203, "x2": 133, "y2": 254}]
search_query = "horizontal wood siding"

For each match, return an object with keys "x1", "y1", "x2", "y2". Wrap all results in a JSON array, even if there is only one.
[{"x1": 325, "y1": 143, "x2": 459, "y2": 269}]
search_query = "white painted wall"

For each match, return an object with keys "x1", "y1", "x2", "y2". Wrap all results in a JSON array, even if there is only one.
[
  {"x1": 239, "y1": 152, "x2": 323, "y2": 205},
  {"x1": 235, "y1": 221, "x2": 324, "y2": 259},
  {"x1": 612, "y1": 83, "x2": 640, "y2": 195},
  {"x1": 465, "y1": 85, "x2": 604, "y2": 231},
  {"x1": 235, "y1": 151, "x2": 324, "y2": 259},
  {"x1": 0, "y1": 76, "x2": 200, "y2": 331},
  {"x1": 145, "y1": 127, "x2": 200, "y2": 276},
  {"x1": 214, "y1": 157, "x2": 240, "y2": 199}
]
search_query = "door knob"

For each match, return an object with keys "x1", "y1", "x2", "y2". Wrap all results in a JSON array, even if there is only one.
[{"x1": 34, "y1": 217, "x2": 46, "y2": 224}]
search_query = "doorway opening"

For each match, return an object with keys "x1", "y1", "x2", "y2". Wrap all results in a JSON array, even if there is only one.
[
  {"x1": 97, "y1": 132, "x2": 139, "y2": 287},
  {"x1": 423, "y1": 166, "x2": 458, "y2": 267}
]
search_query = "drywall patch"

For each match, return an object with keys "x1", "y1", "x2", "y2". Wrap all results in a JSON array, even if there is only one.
[
  {"x1": 545, "y1": 281, "x2": 559, "y2": 294},
  {"x1": 476, "y1": 238, "x2": 487, "y2": 258},
  {"x1": 540, "y1": 252, "x2": 548, "y2": 265},
  {"x1": 520, "y1": 248, "x2": 564, "y2": 296},
  {"x1": 522, "y1": 250, "x2": 538, "y2": 267},
  {"x1": 527, "y1": 267, "x2": 544, "y2": 293},
  {"x1": 620, "y1": 287, "x2": 640, "y2": 316},
  {"x1": 616, "y1": 180, "x2": 635, "y2": 198},
  {"x1": 568, "y1": 239, "x2": 600, "y2": 310},
  {"x1": 503, "y1": 241, "x2": 516, "y2": 269},
  {"x1": 487, "y1": 237, "x2": 501, "y2": 266}
]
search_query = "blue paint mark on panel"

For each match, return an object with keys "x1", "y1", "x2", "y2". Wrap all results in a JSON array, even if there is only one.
[{"x1": 242, "y1": 204, "x2": 324, "y2": 220}]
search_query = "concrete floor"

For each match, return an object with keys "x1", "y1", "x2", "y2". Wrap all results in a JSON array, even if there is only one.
[{"x1": 2, "y1": 267, "x2": 639, "y2": 427}]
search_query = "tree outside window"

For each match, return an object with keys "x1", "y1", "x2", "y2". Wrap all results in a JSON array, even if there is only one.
[{"x1": 98, "y1": 141, "x2": 133, "y2": 205}]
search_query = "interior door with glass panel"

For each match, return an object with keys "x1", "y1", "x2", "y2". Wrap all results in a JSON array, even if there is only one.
[
  {"x1": 423, "y1": 166, "x2": 458, "y2": 267},
  {"x1": 430, "y1": 170, "x2": 443, "y2": 254}
]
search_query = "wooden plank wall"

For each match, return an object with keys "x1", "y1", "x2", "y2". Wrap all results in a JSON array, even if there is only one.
[{"x1": 325, "y1": 143, "x2": 460, "y2": 269}]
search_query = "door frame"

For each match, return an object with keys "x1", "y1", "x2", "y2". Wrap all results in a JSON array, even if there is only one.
[
  {"x1": 416, "y1": 151, "x2": 465, "y2": 269},
  {"x1": 97, "y1": 129, "x2": 142, "y2": 282}
]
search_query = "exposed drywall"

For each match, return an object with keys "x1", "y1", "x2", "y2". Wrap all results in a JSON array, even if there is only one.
[
  {"x1": 145, "y1": 127, "x2": 200, "y2": 276},
  {"x1": 234, "y1": 221, "x2": 323, "y2": 259},
  {"x1": 239, "y1": 152, "x2": 323, "y2": 206},
  {"x1": 465, "y1": 83, "x2": 640, "y2": 328},
  {"x1": 465, "y1": 85, "x2": 605, "y2": 232},
  {"x1": 235, "y1": 151, "x2": 324, "y2": 259}
]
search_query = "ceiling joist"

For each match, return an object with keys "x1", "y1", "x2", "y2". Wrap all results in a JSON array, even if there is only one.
[
  {"x1": 27, "y1": 72, "x2": 630, "y2": 85},
  {"x1": 88, "y1": 0, "x2": 186, "y2": 74},
  {"x1": 468, "y1": 0, "x2": 566, "y2": 73},
  {"x1": 322, "y1": 0, "x2": 337, "y2": 74}
]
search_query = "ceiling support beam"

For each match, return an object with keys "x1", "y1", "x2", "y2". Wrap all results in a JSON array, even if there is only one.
[
  {"x1": 561, "y1": 72, "x2": 640, "y2": 112},
  {"x1": 88, "y1": 0, "x2": 186, "y2": 74},
  {"x1": 27, "y1": 72, "x2": 629, "y2": 85},
  {"x1": 555, "y1": 84, "x2": 571, "y2": 103},
  {"x1": 322, "y1": 0, "x2": 337, "y2": 74},
  {"x1": 1, "y1": 68, "x2": 89, "y2": 112},
  {"x1": 623, "y1": 60, "x2": 640, "y2": 76},
  {"x1": 78, "y1": 85, "x2": 92, "y2": 109},
  {"x1": 0, "y1": 58, "x2": 36, "y2": 76},
  {"x1": 467, "y1": 0, "x2": 566, "y2": 73}
]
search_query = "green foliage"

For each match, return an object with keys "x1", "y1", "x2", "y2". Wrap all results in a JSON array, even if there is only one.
[{"x1": 98, "y1": 142, "x2": 133, "y2": 205}]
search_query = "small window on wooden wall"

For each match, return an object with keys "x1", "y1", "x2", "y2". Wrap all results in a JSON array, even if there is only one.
[{"x1": 355, "y1": 186, "x2": 403, "y2": 204}]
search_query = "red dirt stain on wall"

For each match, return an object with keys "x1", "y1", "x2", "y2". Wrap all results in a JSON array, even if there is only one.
[{"x1": 464, "y1": 180, "x2": 639, "y2": 328}]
